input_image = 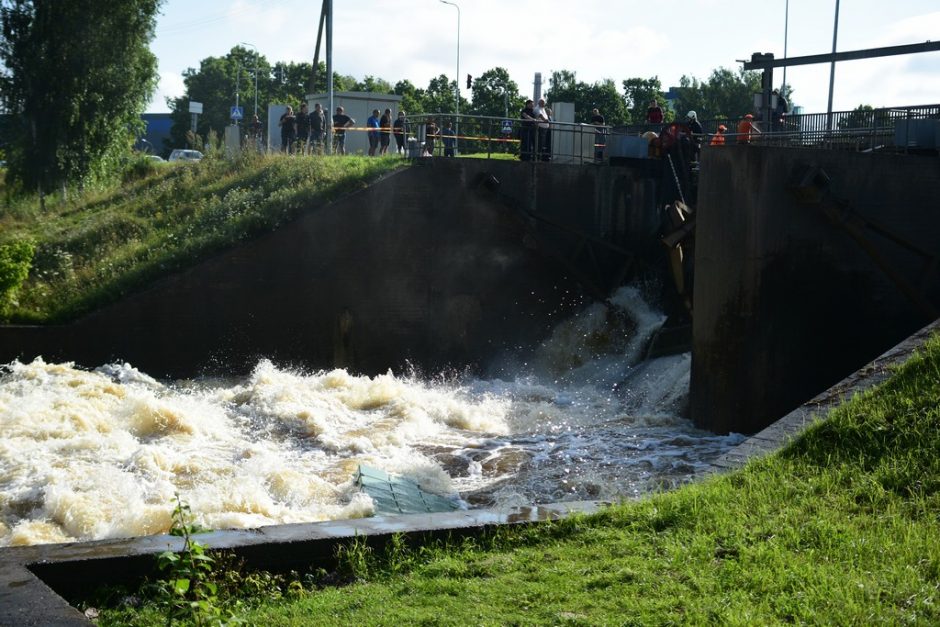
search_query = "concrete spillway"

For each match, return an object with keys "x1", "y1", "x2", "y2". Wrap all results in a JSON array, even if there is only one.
[{"x1": 0, "y1": 159, "x2": 663, "y2": 378}]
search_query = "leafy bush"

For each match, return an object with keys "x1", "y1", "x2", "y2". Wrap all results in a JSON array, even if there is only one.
[
  {"x1": 0, "y1": 239, "x2": 34, "y2": 316},
  {"x1": 122, "y1": 153, "x2": 161, "y2": 183}
]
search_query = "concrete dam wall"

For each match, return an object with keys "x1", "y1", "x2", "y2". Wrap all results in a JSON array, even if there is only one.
[
  {"x1": 692, "y1": 146, "x2": 940, "y2": 434},
  {"x1": 0, "y1": 159, "x2": 663, "y2": 378}
]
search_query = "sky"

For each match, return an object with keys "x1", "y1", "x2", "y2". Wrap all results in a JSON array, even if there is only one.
[{"x1": 148, "y1": 0, "x2": 940, "y2": 115}]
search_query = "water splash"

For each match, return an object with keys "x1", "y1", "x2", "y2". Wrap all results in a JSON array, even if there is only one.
[{"x1": 0, "y1": 286, "x2": 743, "y2": 546}]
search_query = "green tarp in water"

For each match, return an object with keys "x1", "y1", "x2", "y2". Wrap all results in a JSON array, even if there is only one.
[{"x1": 354, "y1": 465, "x2": 460, "y2": 515}]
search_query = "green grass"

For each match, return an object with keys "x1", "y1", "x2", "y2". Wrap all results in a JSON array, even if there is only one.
[
  {"x1": 0, "y1": 153, "x2": 404, "y2": 322},
  {"x1": 96, "y1": 333, "x2": 940, "y2": 625}
]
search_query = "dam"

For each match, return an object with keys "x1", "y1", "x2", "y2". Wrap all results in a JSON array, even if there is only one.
[{"x1": 1, "y1": 111, "x2": 939, "y2": 622}]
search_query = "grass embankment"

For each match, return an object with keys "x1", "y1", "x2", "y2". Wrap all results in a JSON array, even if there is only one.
[
  {"x1": 0, "y1": 154, "x2": 403, "y2": 323},
  {"x1": 98, "y1": 333, "x2": 940, "y2": 625}
]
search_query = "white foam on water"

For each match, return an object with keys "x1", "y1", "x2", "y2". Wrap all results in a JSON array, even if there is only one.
[{"x1": 0, "y1": 286, "x2": 744, "y2": 546}]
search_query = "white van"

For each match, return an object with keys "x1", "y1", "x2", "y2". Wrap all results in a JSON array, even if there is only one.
[{"x1": 168, "y1": 149, "x2": 204, "y2": 162}]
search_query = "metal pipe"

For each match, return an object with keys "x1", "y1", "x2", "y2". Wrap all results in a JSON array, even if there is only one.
[
  {"x1": 326, "y1": 0, "x2": 333, "y2": 155},
  {"x1": 240, "y1": 42, "x2": 259, "y2": 117},
  {"x1": 439, "y1": 0, "x2": 460, "y2": 155}
]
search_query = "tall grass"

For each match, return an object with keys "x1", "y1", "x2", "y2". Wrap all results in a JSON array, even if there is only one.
[{"x1": 0, "y1": 153, "x2": 403, "y2": 322}]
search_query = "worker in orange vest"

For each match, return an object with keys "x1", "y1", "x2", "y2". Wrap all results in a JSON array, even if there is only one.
[
  {"x1": 710, "y1": 124, "x2": 728, "y2": 146},
  {"x1": 737, "y1": 114, "x2": 760, "y2": 144}
]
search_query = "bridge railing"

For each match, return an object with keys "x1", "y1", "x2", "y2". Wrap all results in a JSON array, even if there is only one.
[
  {"x1": 395, "y1": 104, "x2": 940, "y2": 163},
  {"x1": 402, "y1": 113, "x2": 610, "y2": 165}
]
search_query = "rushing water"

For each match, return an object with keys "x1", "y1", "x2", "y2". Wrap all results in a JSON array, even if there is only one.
[{"x1": 0, "y1": 287, "x2": 743, "y2": 547}]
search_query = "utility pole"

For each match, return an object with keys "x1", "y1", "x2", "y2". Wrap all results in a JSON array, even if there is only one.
[{"x1": 826, "y1": 0, "x2": 840, "y2": 133}]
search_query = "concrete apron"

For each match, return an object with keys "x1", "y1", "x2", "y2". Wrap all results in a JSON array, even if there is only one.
[{"x1": 2, "y1": 319, "x2": 937, "y2": 626}]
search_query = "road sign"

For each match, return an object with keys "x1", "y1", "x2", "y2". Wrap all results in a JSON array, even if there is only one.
[
  {"x1": 230, "y1": 106, "x2": 244, "y2": 120},
  {"x1": 501, "y1": 119, "x2": 513, "y2": 135},
  {"x1": 189, "y1": 101, "x2": 203, "y2": 114}
]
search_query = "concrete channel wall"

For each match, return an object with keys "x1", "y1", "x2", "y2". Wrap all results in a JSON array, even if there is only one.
[
  {"x1": 692, "y1": 146, "x2": 940, "y2": 434},
  {"x1": 0, "y1": 159, "x2": 663, "y2": 378}
]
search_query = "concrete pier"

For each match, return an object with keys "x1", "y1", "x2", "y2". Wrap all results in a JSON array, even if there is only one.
[{"x1": 692, "y1": 146, "x2": 940, "y2": 434}]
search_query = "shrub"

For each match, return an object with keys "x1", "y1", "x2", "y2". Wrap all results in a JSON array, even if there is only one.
[{"x1": 0, "y1": 239, "x2": 34, "y2": 316}]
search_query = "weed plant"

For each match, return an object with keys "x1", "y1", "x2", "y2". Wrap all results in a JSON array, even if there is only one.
[
  {"x1": 0, "y1": 153, "x2": 403, "y2": 323},
  {"x1": 95, "y1": 334, "x2": 940, "y2": 625}
]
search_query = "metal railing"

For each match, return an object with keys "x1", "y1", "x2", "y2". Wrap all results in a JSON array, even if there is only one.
[
  {"x1": 247, "y1": 103, "x2": 940, "y2": 162},
  {"x1": 393, "y1": 113, "x2": 611, "y2": 165},
  {"x1": 618, "y1": 103, "x2": 940, "y2": 153}
]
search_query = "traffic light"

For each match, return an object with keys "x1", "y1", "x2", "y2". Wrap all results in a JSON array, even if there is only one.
[{"x1": 466, "y1": 74, "x2": 472, "y2": 90}]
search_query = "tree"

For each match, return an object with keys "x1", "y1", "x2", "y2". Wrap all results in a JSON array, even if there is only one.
[
  {"x1": 545, "y1": 70, "x2": 627, "y2": 124},
  {"x1": 166, "y1": 47, "x2": 315, "y2": 152},
  {"x1": 421, "y1": 74, "x2": 468, "y2": 115},
  {"x1": 673, "y1": 67, "x2": 762, "y2": 121},
  {"x1": 394, "y1": 79, "x2": 425, "y2": 115},
  {"x1": 355, "y1": 75, "x2": 394, "y2": 94},
  {"x1": 0, "y1": 0, "x2": 161, "y2": 197},
  {"x1": 469, "y1": 67, "x2": 524, "y2": 119}
]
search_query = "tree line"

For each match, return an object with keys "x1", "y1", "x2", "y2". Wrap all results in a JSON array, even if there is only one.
[
  {"x1": 0, "y1": 0, "x2": 161, "y2": 201},
  {"x1": 171, "y1": 45, "x2": 783, "y2": 152}
]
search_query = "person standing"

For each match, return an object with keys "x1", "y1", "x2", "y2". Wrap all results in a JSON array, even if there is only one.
[
  {"x1": 646, "y1": 100, "x2": 664, "y2": 126},
  {"x1": 773, "y1": 88, "x2": 789, "y2": 132},
  {"x1": 534, "y1": 98, "x2": 553, "y2": 162},
  {"x1": 295, "y1": 103, "x2": 311, "y2": 155},
  {"x1": 249, "y1": 114, "x2": 263, "y2": 150},
  {"x1": 367, "y1": 109, "x2": 381, "y2": 156},
  {"x1": 737, "y1": 113, "x2": 760, "y2": 144},
  {"x1": 441, "y1": 121, "x2": 456, "y2": 157},
  {"x1": 710, "y1": 124, "x2": 728, "y2": 146},
  {"x1": 309, "y1": 103, "x2": 326, "y2": 154},
  {"x1": 590, "y1": 108, "x2": 606, "y2": 162},
  {"x1": 279, "y1": 106, "x2": 296, "y2": 154},
  {"x1": 393, "y1": 111, "x2": 407, "y2": 155},
  {"x1": 424, "y1": 119, "x2": 438, "y2": 156},
  {"x1": 519, "y1": 99, "x2": 538, "y2": 161},
  {"x1": 379, "y1": 108, "x2": 392, "y2": 155},
  {"x1": 332, "y1": 106, "x2": 355, "y2": 155},
  {"x1": 686, "y1": 111, "x2": 703, "y2": 161}
]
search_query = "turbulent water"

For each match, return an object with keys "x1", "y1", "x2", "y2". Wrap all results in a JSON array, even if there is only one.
[{"x1": 0, "y1": 287, "x2": 743, "y2": 547}]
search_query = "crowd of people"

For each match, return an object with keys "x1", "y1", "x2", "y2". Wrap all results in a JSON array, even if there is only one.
[{"x1": 266, "y1": 104, "x2": 412, "y2": 156}]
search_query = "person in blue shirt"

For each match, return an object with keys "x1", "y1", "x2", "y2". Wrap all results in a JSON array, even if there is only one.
[
  {"x1": 367, "y1": 109, "x2": 381, "y2": 156},
  {"x1": 441, "y1": 121, "x2": 456, "y2": 157}
]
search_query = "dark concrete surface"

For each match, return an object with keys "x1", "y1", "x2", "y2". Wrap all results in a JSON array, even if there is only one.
[
  {"x1": 711, "y1": 317, "x2": 940, "y2": 471},
  {"x1": 692, "y1": 146, "x2": 940, "y2": 434},
  {"x1": 0, "y1": 159, "x2": 663, "y2": 379},
  {"x1": 0, "y1": 501, "x2": 605, "y2": 626}
]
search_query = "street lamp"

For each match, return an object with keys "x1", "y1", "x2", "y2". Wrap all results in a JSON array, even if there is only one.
[
  {"x1": 439, "y1": 0, "x2": 460, "y2": 154},
  {"x1": 240, "y1": 41, "x2": 259, "y2": 117}
]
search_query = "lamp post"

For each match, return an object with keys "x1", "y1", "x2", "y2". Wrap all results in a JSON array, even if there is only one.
[
  {"x1": 240, "y1": 42, "x2": 259, "y2": 117},
  {"x1": 439, "y1": 0, "x2": 460, "y2": 154}
]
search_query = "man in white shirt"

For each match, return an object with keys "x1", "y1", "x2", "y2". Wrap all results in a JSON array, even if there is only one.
[{"x1": 534, "y1": 98, "x2": 553, "y2": 161}]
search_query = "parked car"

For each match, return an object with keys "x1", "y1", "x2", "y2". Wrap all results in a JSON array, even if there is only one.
[
  {"x1": 147, "y1": 155, "x2": 166, "y2": 162},
  {"x1": 168, "y1": 149, "x2": 203, "y2": 162}
]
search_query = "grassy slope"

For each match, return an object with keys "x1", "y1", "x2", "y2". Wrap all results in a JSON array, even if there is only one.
[
  {"x1": 0, "y1": 154, "x2": 403, "y2": 323},
  {"x1": 100, "y1": 333, "x2": 940, "y2": 625}
]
